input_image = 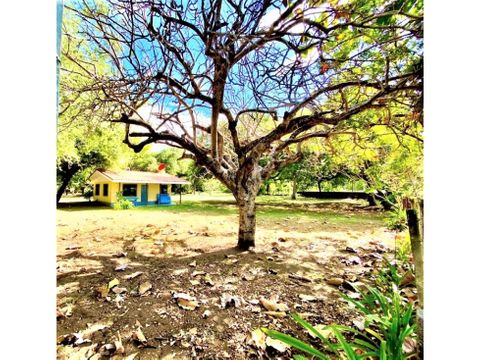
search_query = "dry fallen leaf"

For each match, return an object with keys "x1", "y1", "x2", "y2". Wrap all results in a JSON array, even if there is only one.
[
  {"x1": 115, "y1": 264, "x2": 128, "y2": 272},
  {"x1": 172, "y1": 268, "x2": 188, "y2": 276},
  {"x1": 132, "y1": 327, "x2": 147, "y2": 345},
  {"x1": 402, "y1": 287, "x2": 417, "y2": 300},
  {"x1": 173, "y1": 293, "x2": 199, "y2": 310},
  {"x1": 352, "y1": 317, "x2": 365, "y2": 331},
  {"x1": 60, "y1": 303, "x2": 73, "y2": 317},
  {"x1": 96, "y1": 285, "x2": 109, "y2": 299},
  {"x1": 112, "y1": 287, "x2": 128, "y2": 294},
  {"x1": 108, "y1": 278, "x2": 120, "y2": 289},
  {"x1": 220, "y1": 294, "x2": 242, "y2": 309},
  {"x1": 123, "y1": 272, "x2": 143, "y2": 280},
  {"x1": 299, "y1": 294, "x2": 316, "y2": 302},
  {"x1": 260, "y1": 297, "x2": 289, "y2": 312},
  {"x1": 403, "y1": 336, "x2": 417, "y2": 353},
  {"x1": 114, "y1": 294, "x2": 125, "y2": 308},
  {"x1": 326, "y1": 278, "x2": 343, "y2": 286},
  {"x1": 400, "y1": 271, "x2": 416, "y2": 286},
  {"x1": 177, "y1": 298, "x2": 199, "y2": 310},
  {"x1": 204, "y1": 274, "x2": 215, "y2": 286},
  {"x1": 250, "y1": 328, "x2": 266, "y2": 350},
  {"x1": 192, "y1": 271, "x2": 206, "y2": 277},
  {"x1": 138, "y1": 281, "x2": 152, "y2": 295},
  {"x1": 242, "y1": 274, "x2": 255, "y2": 281},
  {"x1": 57, "y1": 343, "x2": 96, "y2": 359},
  {"x1": 266, "y1": 336, "x2": 290, "y2": 352},
  {"x1": 98, "y1": 343, "x2": 116, "y2": 357},
  {"x1": 189, "y1": 260, "x2": 197, "y2": 267},
  {"x1": 308, "y1": 324, "x2": 333, "y2": 339},
  {"x1": 223, "y1": 258, "x2": 238, "y2": 265},
  {"x1": 71, "y1": 321, "x2": 112, "y2": 345}
]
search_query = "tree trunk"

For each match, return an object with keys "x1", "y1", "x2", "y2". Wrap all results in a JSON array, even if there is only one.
[
  {"x1": 56, "y1": 165, "x2": 80, "y2": 204},
  {"x1": 237, "y1": 193, "x2": 257, "y2": 250},
  {"x1": 291, "y1": 179, "x2": 297, "y2": 200},
  {"x1": 317, "y1": 179, "x2": 322, "y2": 192},
  {"x1": 406, "y1": 198, "x2": 424, "y2": 358}
]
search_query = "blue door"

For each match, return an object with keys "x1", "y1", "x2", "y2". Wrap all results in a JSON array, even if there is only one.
[{"x1": 141, "y1": 184, "x2": 148, "y2": 204}]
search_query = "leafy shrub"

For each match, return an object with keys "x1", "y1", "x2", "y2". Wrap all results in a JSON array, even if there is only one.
[
  {"x1": 385, "y1": 208, "x2": 407, "y2": 231},
  {"x1": 203, "y1": 178, "x2": 229, "y2": 194},
  {"x1": 262, "y1": 261, "x2": 417, "y2": 359},
  {"x1": 83, "y1": 189, "x2": 93, "y2": 201},
  {"x1": 113, "y1": 192, "x2": 134, "y2": 210}
]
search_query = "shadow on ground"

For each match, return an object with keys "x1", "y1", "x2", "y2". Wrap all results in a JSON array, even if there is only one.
[{"x1": 57, "y1": 221, "x2": 390, "y2": 359}]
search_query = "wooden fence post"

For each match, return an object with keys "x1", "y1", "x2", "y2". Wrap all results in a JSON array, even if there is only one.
[{"x1": 405, "y1": 198, "x2": 424, "y2": 358}]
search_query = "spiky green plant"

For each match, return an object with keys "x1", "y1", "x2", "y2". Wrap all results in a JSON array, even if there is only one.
[{"x1": 262, "y1": 285, "x2": 416, "y2": 359}]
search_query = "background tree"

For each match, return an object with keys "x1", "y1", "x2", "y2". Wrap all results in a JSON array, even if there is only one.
[
  {"x1": 57, "y1": 6, "x2": 124, "y2": 203},
  {"x1": 67, "y1": 0, "x2": 423, "y2": 248},
  {"x1": 126, "y1": 146, "x2": 159, "y2": 171},
  {"x1": 153, "y1": 148, "x2": 191, "y2": 175},
  {"x1": 57, "y1": 8, "x2": 170, "y2": 202}
]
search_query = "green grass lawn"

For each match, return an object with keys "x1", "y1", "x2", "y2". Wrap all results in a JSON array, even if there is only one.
[
  {"x1": 60, "y1": 192, "x2": 386, "y2": 226},
  {"x1": 135, "y1": 192, "x2": 386, "y2": 226}
]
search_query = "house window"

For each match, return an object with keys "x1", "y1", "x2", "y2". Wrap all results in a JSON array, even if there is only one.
[
  {"x1": 160, "y1": 184, "x2": 168, "y2": 194},
  {"x1": 103, "y1": 184, "x2": 109, "y2": 196},
  {"x1": 95, "y1": 184, "x2": 100, "y2": 196},
  {"x1": 122, "y1": 184, "x2": 137, "y2": 197}
]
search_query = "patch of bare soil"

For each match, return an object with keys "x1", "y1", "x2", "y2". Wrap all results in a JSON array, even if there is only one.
[{"x1": 57, "y1": 203, "x2": 401, "y2": 359}]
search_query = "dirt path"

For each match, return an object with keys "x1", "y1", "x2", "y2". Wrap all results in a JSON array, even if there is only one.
[{"x1": 57, "y1": 200, "x2": 402, "y2": 359}]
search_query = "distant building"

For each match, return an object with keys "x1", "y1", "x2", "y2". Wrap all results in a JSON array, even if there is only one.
[{"x1": 89, "y1": 169, "x2": 189, "y2": 206}]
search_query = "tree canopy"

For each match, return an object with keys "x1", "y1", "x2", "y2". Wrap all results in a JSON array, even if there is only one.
[{"x1": 65, "y1": 0, "x2": 423, "y2": 248}]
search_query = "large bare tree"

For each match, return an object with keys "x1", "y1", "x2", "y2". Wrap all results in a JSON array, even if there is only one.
[{"x1": 66, "y1": 0, "x2": 423, "y2": 249}]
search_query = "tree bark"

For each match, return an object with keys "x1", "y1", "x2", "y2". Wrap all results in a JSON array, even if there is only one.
[
  {"x1": 291, "y1": 179, "x2": 297, "y2": 200},
  {"x1": 56, "y1": 164, "x2": 80, "y2": 204},
  {"x1": 237, "y1": 193, "x2": 257, "y2": 250},
  {"x1": 317, "y1": 179, "x2": 322, "y2": 192},
  {"x1": 406, "y1": 199, "x2": 424, "y2": 358}
]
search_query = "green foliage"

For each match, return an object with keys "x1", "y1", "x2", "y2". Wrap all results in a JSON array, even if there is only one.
[
  {"x1": 184, "y1": 162, "x2": 211, "y2": 193},
  {"x1": 113, "y1": 192, "x2": 135, "y2": 210},
  {"x1": 385, "y1": 208, "x2": 408, "y2": 231},
  {"x1": 56, "y1": 11, "x2": 173, "y2": 199},
  {"x1": 262, "y1": 260, "x2": 417, "y2": 359},
  {"x1": 56, "y1": 9, "x2": 135, "y2": 200},
  {"x1": 127, "y1": 147, "x2": 159, "y2": 172},
  {"x1": 261, "y1": 328, "x2": 329, "y2": 359},
  {"x1": 153, "y1": 148, "x2": 192, "y2": 175},
  {"x1": 202, "y1": 178, "x2": 229, "y2": 194},
  {"x1": 83, "y1": 188, "x2": 93, "y2": 201},
  {"x1": 343, "y1": 286, "x2": 416, "y2": 359}
]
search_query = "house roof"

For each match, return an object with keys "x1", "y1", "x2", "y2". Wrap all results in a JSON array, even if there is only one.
[{"x1": 91, "y1": 169, "x2": 190, "y2": 185}]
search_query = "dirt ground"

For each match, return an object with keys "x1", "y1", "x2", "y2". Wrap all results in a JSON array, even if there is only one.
[{"x1": 56, "y1": 196, "x2": 403, "y2": 359}]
